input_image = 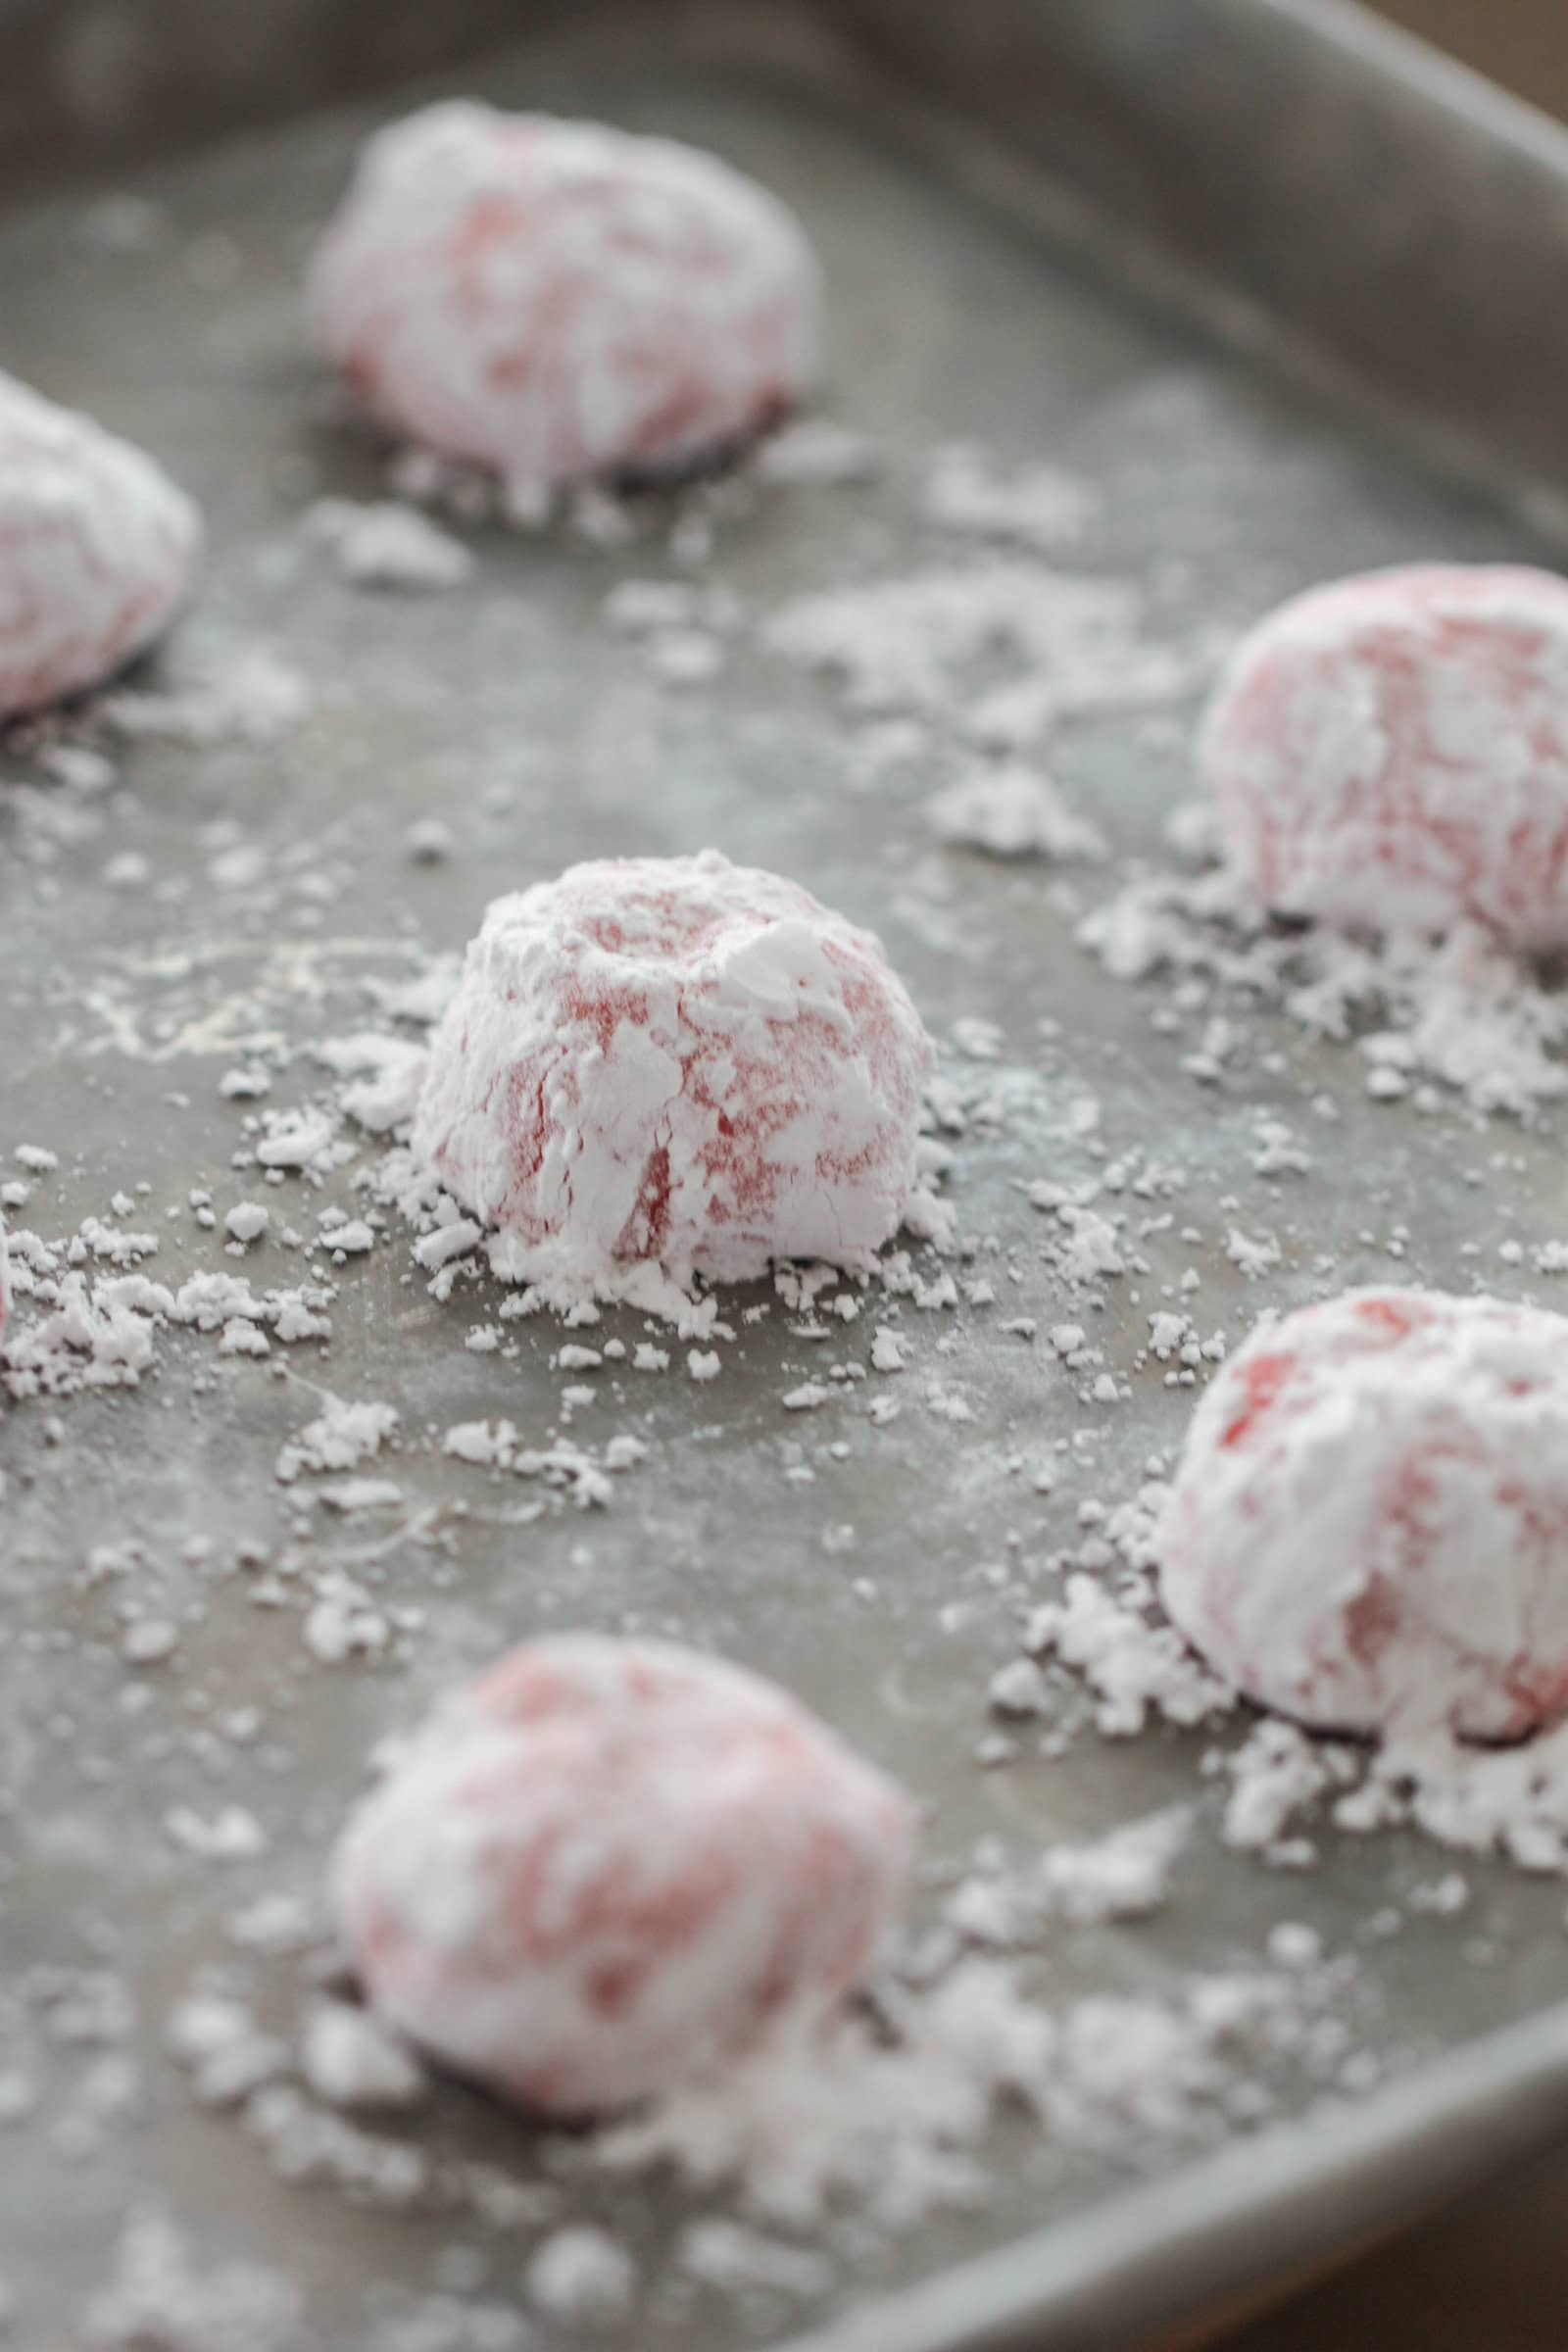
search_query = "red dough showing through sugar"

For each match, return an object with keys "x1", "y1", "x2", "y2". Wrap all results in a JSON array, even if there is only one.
[
  {"x1": 309, "y1": 101, "x2": 822, "y2": 491},
  {"x1": 413, "y1": 850, "x2": 933, "y2": 1288},
  {"x1": 1200, "y1": 564, "x2": 1568, "y2": 947},
  {"x1": 1160, "y1": 1286, "x2": 1568, "y2": 1740},
  {"x1": 332, "y1": 1636, "x2": 915, "y2": 2115},
  {"x1": 0, "y1": 368, "x2": 201, "y2": 717}
]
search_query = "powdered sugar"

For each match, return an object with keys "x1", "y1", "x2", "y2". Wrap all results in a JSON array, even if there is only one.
[
  {"x1": 1079, "y1": 823, "x2": 1568, "y2": 1118},
  {"x1": 523, "y1": 2229, "x2": 638, "y2": 2327},
  {"x1": 276, "y1": 1394, "x2": 399, "y2": 1483},
  {"x1": 766, "y1": 560, "x2": 1205, "y2": 746},
  {"x1": 304, "y1": 498, "x2": 473, "y2": 592},
  {"x1": 83, "y1": 2210, "x2": 300, "y2": 2352},
  {"x1": 1, "y1": 1256, "x2": 334, "y2": 1399},
  {"x1": 100, "y1": 640, "x2": 311, "y2": 746},
  {"x1": 592, "y1": 1948, "x2": 1341, "y2": 2233},
  {"x1": 919, "y1": 441, "x2": 1099, "y2": 551},
  {"x1": 300, "y1": 2002, "x2": 427, "y2": 2110},
  {"x1": 925, "y1": 761, "x2": 1108, "y2": 862}
]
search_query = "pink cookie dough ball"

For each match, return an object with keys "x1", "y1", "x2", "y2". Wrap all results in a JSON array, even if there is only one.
[
  {"x1": 1200, "y1": 564, "x2": 1568, "y2": 947},
  {"x1": 332, "y1": 1636, "x2": 915, "y2": 2114},
  {"x1": 1159, "y1": 1287, "x2": 1568, "y2": 1740},
  {"x1": 0, "y1": 368, "x2": 201, "y2": 716},
  {"x1": 309, "y1": 101, "x2": 822, "y2": 492},
  {"x1": 413, "y1": 850, "x2": 934, "y2": 1285}
]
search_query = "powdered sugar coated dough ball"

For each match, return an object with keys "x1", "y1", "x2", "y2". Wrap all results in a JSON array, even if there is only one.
[
  {"x1": 1200, "y1": 564, "x2": 1568, "y2": 946},
  {"x1": 333, "y1": 1636, "x2": 914, "y2": 2114},
  {"x1": 0, "y1": 369, "x2": 201, "y2": 716},
  {"x1": 309, "y1": 101, "x2": 822, "y2": 491},
  {"x1": 1160, "y1": 1287, "x2": 1568, "y2": 1740},
  {"x1": 414, "y1": 850, "x2": 933, "y2": 1285},
  {"x1": 0, "y1": 1212, "x2": 9, "y2": 1345}
]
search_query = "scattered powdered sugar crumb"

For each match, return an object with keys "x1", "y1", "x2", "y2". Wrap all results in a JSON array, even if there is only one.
[
  {"x1": 945, "y1": 1808, "x2": 1192, "y2": 1946},
  {"x1": 101, "y1": 642, "x2": 311, "y2": 746},
  {"x1": 925, "y1": 762, "x2": 1108, "y2": 862},
  {"x1": 752, "y1": 417, "x2": 880, "y2": 486},
  {"x1": 1019, "y1": 1473, "x2": 1241, "y2": 1738},
  {"x1": 275, "y1": 1395, "x2": 398, "y2": 1484},
  {"x1": 1028, "y1": 1570, "x2": 1237, "y2": 1736},
  {"x1": 300, "y1": 2003, "x2": 427, "y2": 2110},
  {"x1": 166, "y1": 1804, "x2": 267, "y2": 1860},
  {"x1": 303, "y1": 497, "x2": 474, "y2": 591},
  {"x1": 82, "y1": 2209, "x2": 301, "y2": 2351},
  {"x1": 765, "y1": 561, "x2": 1206, "y2": 749},
  {"x1": 677, "y1": 2217, "x2": 833, "y2": 2300},
  {"x1": 1080, "y1": 823, "x2": 1568, "y2": 1119},
  {"x1": 1, "y1": 1250, "x2": 335, "y2": 1400},
  {"x1": 523, "y1": 2229, "x2": 638, "y2": 2328},
  {"x1": 1039, "y1": 1807, "x2": 1193, "y2": 1923},
  {"x1": 591, "y1": 1950, "x2": 1339, "y2": 2233},
  {"x1": 919, "y1": 441, "x2": 1099, "y2": 549}
]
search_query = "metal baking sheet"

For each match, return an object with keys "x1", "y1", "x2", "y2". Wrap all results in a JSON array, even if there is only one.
[{"x1": 8, "y1": 5, "x2": 1568, "y2": 2348}]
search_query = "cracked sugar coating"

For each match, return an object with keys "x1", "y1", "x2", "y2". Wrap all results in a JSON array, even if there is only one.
[
  {"x1": 414, "y1": 850, "x2": 934, "y2": 1286},
  {"x1": 332, "y1": 1636, "x2": 915, "y2": 2114},
  {"x1": 1159, "y1": 1287, "x2": 1568, "y2": 1740},
  {"x1": 1200, "y1": 564, "x2": 1568, "y2": 946},
  {"x1": 309, "y1": 101, "x2": 822, "y2": 490},
  {"x1": 0, "y1": 368, "x2": 201, "y2": 716}
]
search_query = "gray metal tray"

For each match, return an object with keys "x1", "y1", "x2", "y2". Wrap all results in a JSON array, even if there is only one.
[{"x1": 8, "y1": 4, "x2": 1568, "y2": 2347}]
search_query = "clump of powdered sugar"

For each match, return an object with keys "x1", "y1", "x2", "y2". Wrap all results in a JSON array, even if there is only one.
[
  {"x1": 101, "y1": 641, "x2": 311, "y2": 746},
  {"x1": 1, "y1": 1247, "x2": 335, "y2": 1400},
  {"x1": 586, "y1": 1947, "x2": 1343, "y2": 2234},
  {"x1": 1017, "y1": 1476, "x2": 1239, "y2": 1738},
  {"x1": 752, "y1": 416, "x2": 880, "y2": 487},
  {"x1": 1080, "y1": 817, "x2": 1568, "y2": 1118},
  {"x1": 765, "y1": 561, "x2": 1208, "y2": 751},
  {"x1": 303, "y1": 498, "x2": 473, "y2": 592},
  {"x1": 523, "y1": 2229, "x2": 638, "y2": 2328},
  {"x1": 925, "y1": 762, "x2": 1107, "y2": 862},
  {"x1": 82, "y1": 2209, "x2": 301, "y2": 2352},
  {"x1": 919, "y1": 441, "x2": 1099, "y2": 550},
  {"x1": 275, "y1": 1393, "x2": 399, "y2": 1484}
]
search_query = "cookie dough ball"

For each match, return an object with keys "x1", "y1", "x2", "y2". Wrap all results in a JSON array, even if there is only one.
[
  {"x1": 1200, "y1": 564, "x2": 1568, "y2": 946},
  {"x1": 309, "y1": 101, "x2": 821, "y2": 492},
  {"x1": 1160, "y1": 1287, "x2": 1568, "y2": 1740},
  {"x1": 413, "y1": 850, "x2": 933, "y2": 1286},
  {"x1": 0, "y1": 369, "x2": 201, "y2": 716},
  {"x1": 333, "y1": 1636, "x2": 914, "y2": 2113}
]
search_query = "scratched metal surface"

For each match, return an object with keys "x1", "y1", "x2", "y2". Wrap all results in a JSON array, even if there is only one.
[{"x1": 5, "y1": 23, "x2": 1568, "y2": 2352}]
